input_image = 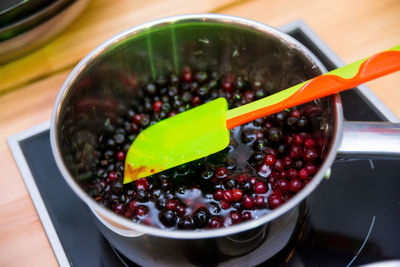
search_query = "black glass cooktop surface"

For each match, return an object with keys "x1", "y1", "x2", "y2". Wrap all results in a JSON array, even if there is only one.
[{"x1": 11, "y1": 22, "x2": 400, "y2": 267}]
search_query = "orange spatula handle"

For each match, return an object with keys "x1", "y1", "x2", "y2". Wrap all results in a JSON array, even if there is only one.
[{"x1": 226, "y1": 45, "x2": 400, "y2": 129}]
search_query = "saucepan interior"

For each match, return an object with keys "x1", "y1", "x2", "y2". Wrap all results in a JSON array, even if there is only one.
[{"x1": 50, "y1": 14, "x2": 341, "y2": 240}]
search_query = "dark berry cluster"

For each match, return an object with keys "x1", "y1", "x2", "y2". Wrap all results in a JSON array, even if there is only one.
[{"x1": 83, "y1": 67, "x2": 324, "y2": 230}]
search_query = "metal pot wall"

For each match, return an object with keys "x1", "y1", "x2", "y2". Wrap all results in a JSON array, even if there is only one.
[{"x1": 50, "y1": 14, "x2": 400, "y2": 265}]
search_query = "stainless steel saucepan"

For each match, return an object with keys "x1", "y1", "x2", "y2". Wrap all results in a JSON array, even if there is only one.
[{"x1": 50, "y1": 14, "x2": 400, "y2": 265}]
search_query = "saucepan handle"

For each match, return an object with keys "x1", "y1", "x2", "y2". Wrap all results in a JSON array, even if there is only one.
[{"x1": 337, "y1": 121, "x2": 400, "y2": 158}]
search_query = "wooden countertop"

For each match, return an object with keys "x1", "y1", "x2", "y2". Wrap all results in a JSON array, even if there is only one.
[{"x1": 1, "y1": 0, "x2": 399, "y2": 266}]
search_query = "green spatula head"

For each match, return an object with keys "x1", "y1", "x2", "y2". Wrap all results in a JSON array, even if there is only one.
[{"x1": 124, "y1": 98, "x2": 230, "y2": 183}]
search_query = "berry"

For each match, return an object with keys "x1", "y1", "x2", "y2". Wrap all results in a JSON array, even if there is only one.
[
  {"x1": 159, "y1": 209, "x2": 177, "y2": 227},
  {"x1": 242, "y1": 195, "x2": 255, "y2": 210},
  {"x1": 152, "y1": 101, "x2": 163, "y2": 113},
  {"x1": 255, "y1": 195, "x2": 265, "y2": 208},
  {"x1": 254, "y1": 181, "x2": 267, "y2": 194},
  {"x1": 166, "y1": 199, "x2": 179, "y2": 211},
  {"x1": 287, "y1": 168, "x2": 298, "y2": 180},
  {"x1": 213, "y1": 188, "x2": 224, "y2": 200},
  {"x1": 289, "y1": 110, "x2": 301, "y2": 119},
  {"x1": 136, "y1": 178, "x2": 149, "y2": 191},
  {"x1": 108, "y1": 171, "x2": 118, "y2": 182},
  {"x1": 116, "y1": 151, "x2": 125, "y2": 161},
  {"x1": 290, "y1": 146, "x2": 303, "y2": 159},
  {"x1": 209, "y1": 216, "x2": 224, "y2": 228},
  {"x1": 193, "y1": 208, "x2": 211, "y2": 228},
  {"x1": 289, "y1": 179, "x2": 302, "y2": 192},
  {"x1": 135, "y1": 205, "x2": 149, "y2": 217},
  {"x1": 230, "y1": 211, "x2": 242, "y2": 224},
  {"x1": 268, "y1": 193, "x2": 284, "y2": 209},
  {"x1": 223, "y1": 190, "x2": 234, "y2": 202},
  {"x1": 303, "y1": 147, "x2": 319, "y2": 162},
  {"x1": 305, "y1": 163, "x2": 317, "y2": 175},
  {"x1": 264, "y1": 154, "x2": 276, "y2": 166},
  {"x1": 215, "y1": 167, "x2": 228, "y2": 179},
  {"x1": 304, "y1": 138, "x2": 316, "y2": 148},
  {"x1": 232, "y1": 188, "x2": 243, "y2": 202},
  {"x1": 298, "y1": 168, "x2": 309, "y2": 180},
  {"x1": 220, "y1": 200, "x2": 230, "y2": 210},
  {"x1": 113, "y1": 203, "x2": 125, "y2": 214}
]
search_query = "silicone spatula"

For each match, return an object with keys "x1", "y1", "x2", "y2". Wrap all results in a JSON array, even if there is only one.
[{"x1": 124, "y1": 45, "x2": 400, "y2": 183}]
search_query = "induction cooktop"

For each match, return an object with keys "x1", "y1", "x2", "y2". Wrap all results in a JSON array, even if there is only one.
[{"x1": 8, "y1": 21, "x2": 400, "y2": 267}]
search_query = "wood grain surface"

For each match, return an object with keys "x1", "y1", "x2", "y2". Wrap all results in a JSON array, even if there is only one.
[{"x1": 0, "y1": 0, "x2": 399, "y2": 266}]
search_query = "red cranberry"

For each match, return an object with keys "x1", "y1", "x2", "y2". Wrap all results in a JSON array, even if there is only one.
[
  {"x1": 268, "y1": 193, "x2": 284, "y2": 209},
  {"x1": 132, "y1": 114, "x2": 142, "y2": 124},
  {"x1": 128, "y1": 200, "x2": 137, "y2": 211},
  {"x1": 209, "y1": 216, "x2": 224, "y2": 228},
  {"x1": 280, "y1": 170, "x2": 288, "y2": 179},
  {"x1": 255, "y1": 195, "x2": 265, "y2": 208},
  {"x1": 166, "y1": 199, "x2": 179, "y2": 211},
  {"x1": 230, "y1": 211, "x2": 242, "y2": 224},
  {"x1": 176, "y1": 205, "x2": 187, "y2": 217},
  {"x1": 116, "y1": 151, "x2": 125, "y2": 161},
  {"x1": 304, "y1": 138, "x2": 316, "y2": 148},
  {"x1": 264, "y1": 154, "x2": 276, "y2": 166},
  {"x1": 131, "y1": 122, "x2": 139, "y2": 133},
  {"x1": 242, "y1": 211, "x2": 252, "y2": 221},
  {"x1": 293, "y1": 134, "x2": 304, "y2": 145},
  {"x1": 289, "y1": 110, "x2": 301, "y2": 119},
  {"x1": 232, "y1": 188, "x2": 243, "y2": 202},
  {"x1": 278, "y1": 179, "x2": 289, "y2": 193},
  {"x1": 236, "y1": 174, "x2": 247, "y2": 183},
  {"x1": 244, "y1": 90, "x2": 255, "y2": 102},
  {"x1": 249, "y1": 176, "x2": 257, "y2": 185},
  {"x1": 123, "y1": 210, "x2": 133, "y2": 218},
  {"x1": 290, "y1": 146, "x2": 303, "y2": 159},
  {"x1": 298, "y1": 168, "x2": 309, "y2": 179},
  {"x1": 287, "y1": 168, "x2": 298, "y2": 179},
  {"x1": 242, "y1": 195, "x2": 255, "y2": 209},
  {"x1": 216, "y1": 167, "x2": 228, "y2": 179},
  {"x1": 190, "y1": 96, "x2": 201, "y2": 106},
  {"x1": 223, "y1": 190, "x2": 234, "y2": 202},
  {"x1": 168, "y1": 111, "x2": 178, "y2": 117},
  {"x1": 274, "y1": 159, "x2": 284, "y2": 171},
  {"x1": 254, "y1": 181, "x2": 267, "y2": 194},
  {"x1": 289, "y1": 178, "x2": 302, "y2": 192},
  {"x1": 269, "y1": 170, "x2": 279, "y2": 180},
  {"x1": 282, "y1": 156, "x2": 292, "y2": 168},
  {"x1": 113, "y1": 203, "x2": 125, "y2": 214},
  {"x1": 108, "y1": 171, "x2": 118, "y2": 182},
  {"x1": 152, "y1": 101, "x2": 163, "y2": 113},
  {"x1": 220, "y1": 200, "x2": 230, "y2": 210},
  {"x1": 285, "y1": 135, "x2": 294, "y2": 145},
  {"x1": 136, "y1": 178, "x2": 149, "y2": 191},
  {"x1": 182, "y1": 70, "x2": 193, "y2": 83},
  {"x1": 222, "y1": 81, "x2": 234, "y2": 93},
  {"x1": 303, "y1": 147, "x2": 319, "y2": 162},
  {"x1": 305, "y1": 163, "x2": 317, "y2": 174},
  {"x1": 213, "y1": 188, "x2": 224, "y2": 200},
  {"x1": 135, "y1": 205, "x2": 149, "y2": 217}
]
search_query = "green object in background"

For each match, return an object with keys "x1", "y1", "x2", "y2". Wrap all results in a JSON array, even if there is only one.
[{"x1": 123, "y1": 98, "x2": 230, "y2": 184}]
